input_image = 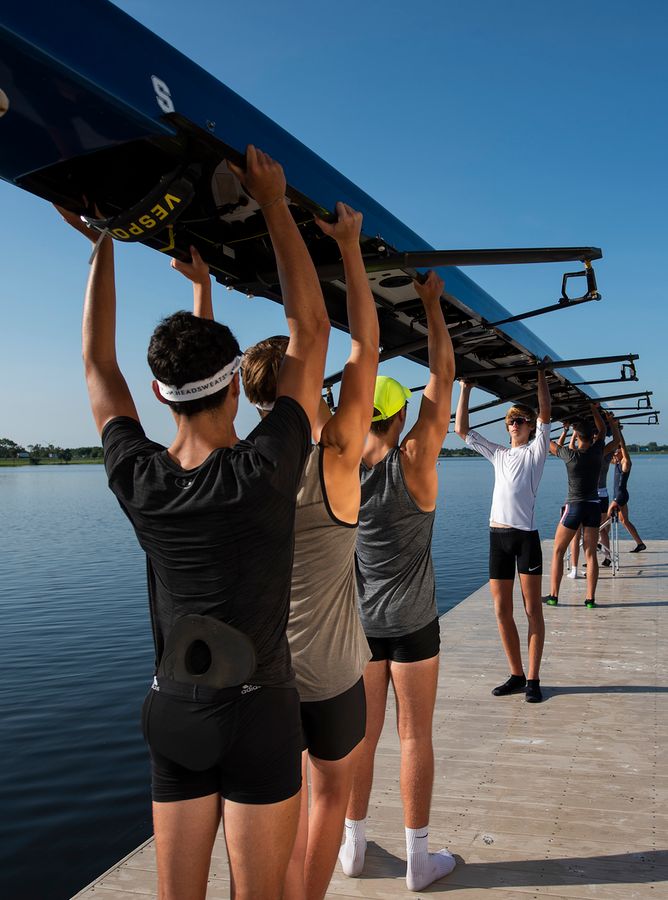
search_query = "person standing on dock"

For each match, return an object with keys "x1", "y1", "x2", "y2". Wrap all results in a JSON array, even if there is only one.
[
  {"x1": 546, "y1": 404, "x2": 608, "y2": 609},
  {"x1": 340, "y1": 271, "x2": 457, "y2": 893},
  {"x1": 566, "y1": 416, "x2": 620, "y2": 577},
  {"x1": 58, "y1": 146, "x2": 331, "y2": 900},
  {"x1": 454, "y1": 370, "x2": 551, "y2": 703},
  {"x1": 182, "y1": 202, "x2": 378, "y2": 900},
  {"x1": 608, "y1": 429, "x2": 646, "y2": 553}
]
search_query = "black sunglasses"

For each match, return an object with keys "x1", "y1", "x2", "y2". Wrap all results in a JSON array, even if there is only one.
[{"x1": 507, "y1": 416, "x2": 529, "y2": 426}]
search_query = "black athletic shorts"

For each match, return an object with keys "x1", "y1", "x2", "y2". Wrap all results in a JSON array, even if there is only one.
[
  {"x1": 300, "y1": 677, "x2": 366, "y2": 761},
  {"x1": 560, "y1": 501, "x2": 601, "y2": 531},
  {"x1": 613, "y1": 490, "x2": 629, "y2": 507},
  {"x1": 366, "y1": 616, "x2": 440, "y2": 663},
  {"x1": 142, "y1": 680, "x2": 302, "y2": 804},
  {"x1": 599, "y1": 494, "x2": 609, "y2": 515},
  {"x1": 489, "y1": 527, "x2": 542, "y2": 579}
]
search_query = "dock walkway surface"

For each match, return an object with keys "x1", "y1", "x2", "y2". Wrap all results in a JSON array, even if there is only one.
[{"x1": 74, "y1": 540, "x2": 667, "y2": 899}]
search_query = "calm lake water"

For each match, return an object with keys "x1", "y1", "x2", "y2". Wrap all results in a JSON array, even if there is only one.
[{"x1": 1, "y1": 456, "x2": 666, "y2": 899}]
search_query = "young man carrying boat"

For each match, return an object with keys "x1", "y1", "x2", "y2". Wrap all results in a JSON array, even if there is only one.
[
  {"x1": 546, "y1": 404, "x2": 608, "y2": 609},
  {"x1": 58, "y1": 146, "x2": 330, "y2": 900},
  {"x1": 180, "y1": 202, "x2": 378, "y2": 900},
  {"x1": 340, "y1": 271, "x2": 457, "y2": 892},
  {"x1": 454, "y1": 372, "x2": 551, "y2": 703},
  {"x1": 566, "y1": 416, "x2": 620, "y2": 578}
]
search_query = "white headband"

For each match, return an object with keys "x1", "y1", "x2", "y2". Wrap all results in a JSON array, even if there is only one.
[
  {"x1": 157, "y1": 355, "x2": 242, "y2": 401},
  {"x1": 255, "y1": 401, "x2": 275, "y2": 412}
]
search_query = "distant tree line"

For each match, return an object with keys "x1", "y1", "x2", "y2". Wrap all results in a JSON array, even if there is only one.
[
  {"x1": 0, "y1": 437, "x2": 103, "y2": 462},
  {"x1": 438, "y1": 447, "x2": 480, "y2": 457}
]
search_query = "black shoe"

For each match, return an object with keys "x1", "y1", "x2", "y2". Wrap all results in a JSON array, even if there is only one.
[
  {"x1": 526, "y1": 679, "x2": 542, "y2": 703},
  {"x1": 544, "y1": 594, "x2": 558, "y2": 606},
  {"x1": 630, "y1": 543, "x2": 647, "y2": 553},
  {"x1": 584, "y1": 598, "x2": 597, "y2": 609},
  {"x1": 492, "y1": 674, "x2": 526, "y2": 696}
]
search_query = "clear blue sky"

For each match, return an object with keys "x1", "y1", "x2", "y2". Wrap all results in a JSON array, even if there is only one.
[{"x1": 1, "y1": 0, "x2": 666, "y2": 448}]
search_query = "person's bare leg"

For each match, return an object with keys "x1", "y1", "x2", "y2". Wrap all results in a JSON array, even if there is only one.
[
  {"x1": 391, "y1": 656, "x2": 455, "y2": 889},
  {"x1": 345, "y1": 661, "x2": 389, "y2": 820},
  {"x1": 341, "y1": 660, "x2": 389, "y2": 876},
  {"x1": 490, "y1": 579, "x2": 523, "y2": 675},
  {"x1": 570, "y1": 526, "x2": 581, "y2": 572},
  {"x1": 519, "y1": 573, "x2": 544, "y2": 680},
  {"x1": 583, "y1": 526, "x2": 599, "y2": 602},
  {"x1": 618, "y1": 505, "x2": 643, "y2": 545},
  {"x1": 283, "y1": 753, "x2": 309, "y2": 900},
  {"x1": 304, "y1": 748, "x2": 359, "y2": 900},
  {"x1": 599, "y1": 511, "x2": 610, "y2": 554},
  {"x1": 390, "y1": 657, "x2": 439, "y2": 827},
  {"x1": 153, "y1": 794, "x2": 221, "y2": 900},
  {"x1": 224, "y1": 792, "x2": 301, "y2": 900},
  {"x1": 550, "y1": 523, "x2": 577, "y2": 598}
]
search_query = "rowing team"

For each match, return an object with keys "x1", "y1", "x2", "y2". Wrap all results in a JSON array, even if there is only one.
[{"x1": 57, "y1": 145, "x2": 643, "y2": 900}]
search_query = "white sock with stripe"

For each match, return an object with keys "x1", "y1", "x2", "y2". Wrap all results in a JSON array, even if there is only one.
[
  {"x1": 405, "y1": 826, "x2": 456, "y2": 891},
  {"x1": 338, "y1": 817, "x2": 367, "y2": 877}
]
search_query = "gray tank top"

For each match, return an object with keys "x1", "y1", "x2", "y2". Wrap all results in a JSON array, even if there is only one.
[
  {"x1": 356, "y1": 447, "x2": 437, "y2": 638},
  {"x1": 289, "y1": 445, "x2": 371, "y2": 702},
  {"x1": 598, "y1": 454, "x2": 612, "y2": 490}
]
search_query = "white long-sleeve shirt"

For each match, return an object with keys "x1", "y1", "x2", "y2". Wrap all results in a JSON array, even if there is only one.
[{"x1": 465, "y1": 420, "x2": 550, "y2": 531}]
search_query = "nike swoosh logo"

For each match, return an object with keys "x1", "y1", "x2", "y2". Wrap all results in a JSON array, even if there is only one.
[{"x1": 528, "y1": 565, "x2": 541, "y2": 572}]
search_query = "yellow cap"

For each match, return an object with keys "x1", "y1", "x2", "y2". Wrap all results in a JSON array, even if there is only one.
[{"x1": 371, "y1": 375, "x2": 412, "y2": 422}]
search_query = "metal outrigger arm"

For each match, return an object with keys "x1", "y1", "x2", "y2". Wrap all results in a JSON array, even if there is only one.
[{"x1": 462, "y1": 353, "x2": 639, "y2": 381}]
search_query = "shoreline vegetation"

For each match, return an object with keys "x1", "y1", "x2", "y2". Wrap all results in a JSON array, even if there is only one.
[{"x1": 2, "y1": 436, "x2": 667, "y2": 466}]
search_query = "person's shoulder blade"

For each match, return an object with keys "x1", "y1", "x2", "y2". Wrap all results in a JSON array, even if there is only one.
[
  {"x1": 243, "y1": 396, "x2": 311, "y2": 493},
  {"x1": 102, "y1": 416, "x2": 164, "y2": 481}
]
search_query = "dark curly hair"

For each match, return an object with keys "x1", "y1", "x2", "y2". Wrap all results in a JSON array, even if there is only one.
[
  {"x1": 147, "y1": 311, "x2": 240, "y2": 417},
  {"x1": 572, "y1": 418, "x2": 595, "y2": 442}
]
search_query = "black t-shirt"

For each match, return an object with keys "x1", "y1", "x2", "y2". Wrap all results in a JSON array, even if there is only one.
[
  {"x1": 555, "y1": 438, "x2": 604, "y2": 502},
  {"x1": 102, "y1": 396, "x2": 310, "y2": 686}
]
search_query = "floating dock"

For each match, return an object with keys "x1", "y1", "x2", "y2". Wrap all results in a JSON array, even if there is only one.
[{"x1": 74, "y1": 540, "x2": 667, "y2": 898}]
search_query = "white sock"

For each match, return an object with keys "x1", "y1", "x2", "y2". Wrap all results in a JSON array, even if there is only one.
[
  {"x1": 339, "y1": 817, "x2": 367, "y2": 877},
  {"x1": 567, "y1": 566, "x2": 578, "y2": 579},
  {"x1": 405, "y1": 826, "x2": 456, "y2": 892}
]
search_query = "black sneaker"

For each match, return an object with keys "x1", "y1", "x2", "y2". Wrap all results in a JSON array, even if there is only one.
[
  {"x1": 492, "y1": 674, "x2": 526, "y2": 696},
  {"x1": 544, "y1": 595, "x2": 558, "y2": 606},
  {"x1": 630, "y1": 543, "x2": 647, "y2": 553},
  {"x1": 584, "y1": 598, "x2": 597, "y2": 609},
  {"x1": 526, "y1": 679, "x2": 542, "y2": 703}
]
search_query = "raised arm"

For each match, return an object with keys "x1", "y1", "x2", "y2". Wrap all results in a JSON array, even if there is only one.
[
  {"x1": 401, "y1": 271, "x2": 455, "y2": 508},
  {"x1": 618, "y1": 427, "x2": 632, "y2": 470},
  {"x1": 591, "y1": 402, "x2": 606, "y2": 441},
  {"x1": 316, "y1": 203, "x2": 379, "y2": 465},
  {"x1": 536, "y1": 368, "x2": 551, "y2": 423},
  {"x1": 229, "y1": 146, "x2": 330, "y2": 426},
  {"x1": 56, "y1": 207, "x2": 138, "y2": 435},
  {"x1": 549, "y1": 422, "x2": 569, "y2": 455},
  {"x1": 603, "y1": 410, "x2": 621, "y2": 456},
  {"x1": 454, "y1": 380, "x2": 473, "y2": 440},
  {"x1": 172, "y1": 246, "x2": 213, "y2": 320}
]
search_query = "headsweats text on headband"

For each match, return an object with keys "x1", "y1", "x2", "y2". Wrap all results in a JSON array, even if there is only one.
[{"x1": 156, "y1": 356, "x2": 242, "y2": 401}]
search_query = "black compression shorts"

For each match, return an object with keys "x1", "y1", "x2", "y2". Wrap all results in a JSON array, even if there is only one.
[
  {"x1": 489, "y1": 527, "x2": 542, "y2": 580},
  {"x1": 300, "y1": 677, "x2": 366, "y2": 761},
  {"x1": 142, "y1": 681, "x2": 302, "y2": 804},
  {"x1": 560, "y1": 501, "x2": 601, "y2": 531},
  {"x1": 599, "y1": 494, "x2": 609, "y2": 515},
  {"x1": 366, "y1": 616, "x2": 440, "y2": 663}
]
